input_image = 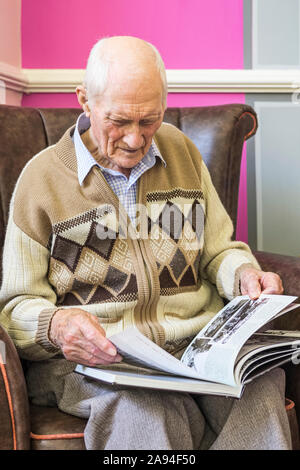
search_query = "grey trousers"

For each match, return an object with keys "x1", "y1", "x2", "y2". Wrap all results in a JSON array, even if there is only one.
[{"x1": 26, "y1": 359, "x2": 292, "y2": 450}]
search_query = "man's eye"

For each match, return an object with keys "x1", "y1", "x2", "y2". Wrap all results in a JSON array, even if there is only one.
[
  {"x1": 112, "y1": 120, "x2": 125, "y2": 126},
  {"x1": 110, "y1": 119, "x2": 156, "y2": 127},
  {"x1": 140, "y1": 121, "x2": 154, "y2": 126}
]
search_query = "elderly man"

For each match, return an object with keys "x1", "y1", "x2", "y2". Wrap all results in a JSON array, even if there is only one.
[{"x1": 0, "y1": 36, "x2": 291, "y2": 450}]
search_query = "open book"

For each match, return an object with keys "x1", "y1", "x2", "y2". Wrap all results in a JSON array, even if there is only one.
[{"x1": 75, "y1": 295, "x2": 300, "y2": 398}]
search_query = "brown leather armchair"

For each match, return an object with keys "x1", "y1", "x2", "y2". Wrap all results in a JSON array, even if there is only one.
[{"x1": 0, "y1": 103, "x2": 299, "y2": 450}]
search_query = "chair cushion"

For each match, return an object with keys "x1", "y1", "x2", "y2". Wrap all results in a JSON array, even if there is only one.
[{"x1": 30, "y1": 405, "x2": 86, "y2": 450}]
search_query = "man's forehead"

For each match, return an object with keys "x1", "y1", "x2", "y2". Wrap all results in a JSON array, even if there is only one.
[
  {"x1": 92, "y1": 80, "x2": 165, "y2": 117},
  {"x1": 102, "y1": 83, "x2": 163, "y2": 103},
  {"x1": 99, "y1": 97, "x2": 164, "y2": 118},
  {"x1": 102, "y1": 67, "x2": 164, "y2": 101}
]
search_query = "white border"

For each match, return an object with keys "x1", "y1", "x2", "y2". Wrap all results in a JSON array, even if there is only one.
[
  {"x1": 1, "y1": 65, "x2": 300, "y2": 95},
  {"x1": 0, "y1": 80, "x2": 6, "y2": 105},
  {"x1": 22, "y1": 68, "x2": 300, "y2": 94},
  {"x1": 0, "y1": 61, "x2": 27, "y2": 94}
]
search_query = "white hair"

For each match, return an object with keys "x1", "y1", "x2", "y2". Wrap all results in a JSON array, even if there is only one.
[{"x1": 83, "y1": 37, "x2": 167, "y2": 106}]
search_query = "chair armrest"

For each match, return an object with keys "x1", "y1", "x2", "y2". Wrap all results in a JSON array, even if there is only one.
[
  {"x1": 253, "y1": 250, "x2": 300, "y2": 297},
  {"x1": 0, "y1": 325, "x2": 30, "y2": 449}
]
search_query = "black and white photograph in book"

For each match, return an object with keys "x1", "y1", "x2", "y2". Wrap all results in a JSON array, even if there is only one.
[
  {"x1": 204, "y1": 298, "x2": 250, "y2": 337},
  {"x1": 184, "y1": 338, "x2": 212, "y2": 368},
  {"x1": 212, "y1": 298, "x2": 269, "y2": 344},
  {"x1": 181, "y1": 297, "x2": 271, "y2": 370}
]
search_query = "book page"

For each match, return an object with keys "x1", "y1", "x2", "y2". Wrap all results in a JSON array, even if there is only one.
[
  {"x1": 180, "y1": 294, "x2": 297, "y2": 387},
  {"x1": 242, "y1": 352, "x2": 297, "y2": 384},
  {"x1": 235, "y1": 340, "x2": 300, "y2": 383},
  {"x1": 236, "y1": 329, "x2": 300, "y2": 363},
  {"x1": 109, "y1": 327, "x2": 202, "y2": 380}
]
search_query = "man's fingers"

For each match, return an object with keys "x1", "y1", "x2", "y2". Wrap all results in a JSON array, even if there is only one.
[
  {"x1": 79, "y1": 319, "x2": 118, "y2": 357},
  {"x1": 261, "y1": 286, "x2": 281, "y2": 294},
  {"x1": 72, "y1": 336, "x2": 122, "y2": 363},
  {"x1": 240, "y1": 268, "x2": 284, "y2": 300},
  {"x1": 62, "y1": 344, "x2": 122, "y2": 366},
  {"x1": 261, "y1": 272, "x2": 284, "y2": 295},
  {"x1": 240, "y1": 271, "x2": 261, "y2": 299},
  {"x1": 54, "y1": 309, "x2": 121, "y2": 361}
]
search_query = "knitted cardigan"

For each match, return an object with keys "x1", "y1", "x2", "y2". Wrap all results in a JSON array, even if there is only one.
[{"x1": 0, "y1": 122, "x2": 259, "y2": 361}]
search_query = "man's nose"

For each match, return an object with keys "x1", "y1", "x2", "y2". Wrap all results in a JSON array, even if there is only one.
[{"x1": 123, "y1": 127, "x2": 145, "y2": 149}]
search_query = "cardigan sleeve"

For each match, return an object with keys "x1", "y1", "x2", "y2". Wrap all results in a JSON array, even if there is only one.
[
  {"x1": 199, "y1": 160, "x2": 260, "y2": 300},
  {"x1": 0, "y1": 204, "x2": 61, "y2": 361}
]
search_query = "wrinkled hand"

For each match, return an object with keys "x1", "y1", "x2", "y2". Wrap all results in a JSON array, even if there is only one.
[
  {"x1": 49, "y1": 308, "x2": 122, "y2": 366},
  {"x1": 239, "y1": 267, "x2": 284, "y2": 300}
]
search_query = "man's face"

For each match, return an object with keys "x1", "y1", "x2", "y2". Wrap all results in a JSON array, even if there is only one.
[{"x1": 88, "y1": 78, "x2": 165, "y2": 175}]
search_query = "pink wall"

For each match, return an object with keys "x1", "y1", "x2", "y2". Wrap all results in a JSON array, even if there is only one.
[
  {"x1": 22, "y1": 0, "x2": 243, "y2": 69},
  {"x1": 21, "y1": 0, "x2": 247, "y2": 242}
]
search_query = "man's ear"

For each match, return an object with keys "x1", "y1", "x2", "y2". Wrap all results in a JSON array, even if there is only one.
[{"x1": 76, "y1": 85, "x2": 91, "y2": 117}]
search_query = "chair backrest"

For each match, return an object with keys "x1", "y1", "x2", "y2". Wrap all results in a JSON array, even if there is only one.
[{"x1": 0, "y1": 103, "x2": 257, "y2": 280}]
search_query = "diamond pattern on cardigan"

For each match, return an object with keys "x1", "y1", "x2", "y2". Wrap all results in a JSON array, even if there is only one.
[
  {"x1": 103, "y1": 265, "x2": 128, "y2": 296},
  {"x1": 71, "y1": 279, "x2": 94, "y2": 302},
  {"x1": 48, "y1": 258, "x2": 74, "y2": 296},
  {"x1": 146, "y1": 197, "x2": 205, "y2": 292},
  {"x1": 186, "y1": 200, "x2": 205, "y2": 240},
  {"x1": 85, "y1": 221, "x2": 117, "y2": 260},
  {"x1": 149, "y1": 227, "x2": 177, "y2": 265},
  {"x1": 90, "y1": 273, "x2": 138, "y2": 304},
  {"x1": 49, "y1": 208, "x2": 137, "y2": 305},
  {"x1": 48, "y1": 193, "x2": 206, "y2": 303},
  {"x1": 74, "y1": 247, "x2": 108, "y2": 285},
  {"x1": 51, "y1": 235, "x2": 81, "y2": 273},
  {"x1": 158, "y1": 201, "x2": 185, "y2": 241},
  {"x1": 110, "y1": 238, "x2": 133, "y2": 274},
  {"x1": 169, "y1": 248, "x2": 188, "y2": 280}
]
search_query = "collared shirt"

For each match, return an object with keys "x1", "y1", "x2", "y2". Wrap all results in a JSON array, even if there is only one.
[{"x1": 73, "y1": 113, "x2": 166, "y2": 223}]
